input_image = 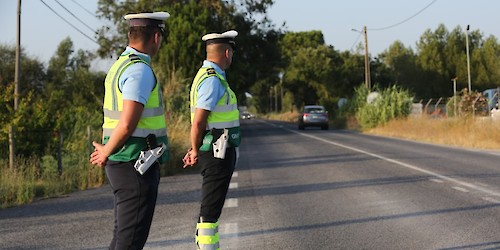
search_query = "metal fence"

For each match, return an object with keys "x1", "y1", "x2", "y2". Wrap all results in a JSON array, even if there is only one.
[
  {"x1": 411, "y1": 95, "x2": 494, "y2": 118},
  {"x1": 411, "y1": 98, "x2": 450, "y2": 117}
]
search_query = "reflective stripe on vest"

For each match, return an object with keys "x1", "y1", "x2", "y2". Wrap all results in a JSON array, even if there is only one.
[
  {"x1": 190, "y1": 67, "x2": 240, "y2": 130},
  {"x1": 102, "y1": 53, "x2": 167, "y2": 138}
]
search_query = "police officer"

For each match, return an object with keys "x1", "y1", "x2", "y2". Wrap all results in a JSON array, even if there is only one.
[
  {"x1": 89, "y1": 11, "x2": 170, "y2": 250},
  {"x1": 183, "y1": 30, "x2": 241, "y2": 250}
]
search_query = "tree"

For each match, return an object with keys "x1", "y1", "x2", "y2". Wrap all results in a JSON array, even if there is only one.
[
  {"x1": 96, "y1": 0, "x2": 280, "y2": 114},
  {"x1": 379, "y1": 41, "x2": 421, "y2": 96},
  {"x1": 0, "y1": 44, "x2": 46, "y2": 158},
  {"x1": 473, "y1": 35, "x2": 500, "y2": 90},
  {"x1": 414, "y1": 24, "x2": 500, "y2": 98}
]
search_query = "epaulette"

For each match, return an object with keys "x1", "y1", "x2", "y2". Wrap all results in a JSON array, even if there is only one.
[
  {"x1": 206, "y1": 68, "x2": 216, "y2": 76},
  {"x1": 129, "y1": 54, "x2": 142, "y2": 62}
]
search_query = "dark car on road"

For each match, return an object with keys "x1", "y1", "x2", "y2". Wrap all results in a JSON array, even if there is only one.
[{"x1": 298, "y1": 105, "x2": 329, "y2": 130}]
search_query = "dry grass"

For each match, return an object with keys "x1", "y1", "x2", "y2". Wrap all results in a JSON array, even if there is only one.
[
  {"x1": 162, "y1": 114, "x2": 192, "y2": 175},
  {"x1": 266, "y1": 111, "x2": 500, "y2": 150},
  {"x1": 367, "y1": 116, "x2": 500, "y2": 150},
  {"x1": 263, "y1": 112, "x2": 299, "y2": 122}
]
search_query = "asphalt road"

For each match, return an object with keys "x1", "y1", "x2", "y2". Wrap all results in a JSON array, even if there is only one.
[{"x1": 2, "y1": 118, "x2": 500, "y2": 249}]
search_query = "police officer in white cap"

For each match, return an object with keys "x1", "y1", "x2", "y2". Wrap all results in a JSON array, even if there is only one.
[
  {"x1": 183, "y1": 30, "x2": 241, "y2": 250},
  {"x1": 90, "y1": 11, "x2": 170, "y2": 250}
]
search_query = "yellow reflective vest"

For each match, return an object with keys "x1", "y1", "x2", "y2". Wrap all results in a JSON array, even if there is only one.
[
  {"x1": 190, "y1": 67, "x2": 240, "y2": 148},
  {"x1": 102, "y1": 53, "x2": 169, "y2": 162}
]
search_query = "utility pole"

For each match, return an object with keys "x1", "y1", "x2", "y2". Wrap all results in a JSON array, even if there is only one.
[
  {"x1": 10, "y1": 0, "x2": 21, "y2": 169},
  {"x1": 274, "y1": 85, "x2": 278, "y2": 113},
  {"x1": 279, "y1": 72, "x2": 283, "y2": 112},
  {"x1": 352, "y1": 27, "x2": 371, "y2": 90},
  {"x1": 363, "y1": 26, "x2": 371, "y2": 90},
  {"x1": 452, "y1": 77, "x2": 458, "y2": 116},
  {"x1": 269, "y1": 87, "x2": 272, "y2": 112},
  {"x1": 465, "y1": 24, "x2": 471, "y2": 93}
]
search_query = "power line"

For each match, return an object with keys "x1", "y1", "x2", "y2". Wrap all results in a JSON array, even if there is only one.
[
  {"x1": 70, "y1": 0, "x2": 95, "y2": 17},
  {"x1": 54, "y1": 0, "x2": 97, "y2": 34},
  {"x1": 39, "y1": 0, "x2": 98, "y2": 44},
  {"x1": 350, "y1": 30, "x2": 363, "y2": 52},
  {"x1": 369, "y1": 0, "x2": 438, "y2": 31}
]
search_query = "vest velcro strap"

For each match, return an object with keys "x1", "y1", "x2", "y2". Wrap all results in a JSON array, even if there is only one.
[
  {"x1": 207, "y1": 120, "x2": 240, "y2": 129},
  {"x1": 104, "y1": 107, "x2": 164, "y2": 119},
  {"x1": 190, "y1": 103, "x2": 237, "y2": 113},
  {"x1": 103, "y1": 127, "x2": 167, "y2": 137},
  {"x1": 212, "y1": 103, "x2": 237, "y2": 112}
]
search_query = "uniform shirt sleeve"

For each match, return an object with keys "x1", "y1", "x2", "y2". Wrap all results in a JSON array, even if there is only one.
[
  {"x1": 196, "y1": 76, "x2": 226, "y2": 111},
  {"x1": 119, "y1": 62, "x2": 156, "y2": 105}
]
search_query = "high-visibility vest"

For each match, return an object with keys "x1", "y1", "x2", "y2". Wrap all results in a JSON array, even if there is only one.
[
  {"x1": 102, "y1": 53, "x2": 169, "y2": 163},
  {"x1": 190, "y1": 67, "x2": 240, "y2": 149},
  {"x1": 190, "y1": 67, "x2": 240, "y2": 129}
]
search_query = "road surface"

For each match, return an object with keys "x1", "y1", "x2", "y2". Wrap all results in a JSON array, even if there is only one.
[{"x1": 2, "y1": 118, "x2": 500, "y2": 249}]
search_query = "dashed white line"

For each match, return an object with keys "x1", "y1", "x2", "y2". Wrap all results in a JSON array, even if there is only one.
[
  {"x1": 225, "y1": 198, "x2": 238, "y2": 208},
  {"x1": 232, "y1": 172, "x2": 238, "y2": 177},
  {"x1": 482, "y1": 197, "x2": 500, "y2": 203},
  {"x1": 430, "y1": 179, "x2": 444, "y2": 183},
  {"x1": 221, "y1": 222, "x2": 238, "y2": 235},
  {"x1": 452, "y1": 186, "x2": 469, "y2": 193},
  {"x1": 229, "y1": 182, "x2": 238, "y2": 189},
  {"x1": 262, "y1": 120, "x2": 500, "y2": 199}
]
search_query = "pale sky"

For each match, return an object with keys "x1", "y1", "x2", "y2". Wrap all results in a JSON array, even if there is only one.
[{"x1": 1, "y1": 0, "x2": 499, "y2": 71}]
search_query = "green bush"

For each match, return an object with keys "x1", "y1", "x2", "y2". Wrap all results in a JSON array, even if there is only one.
[{"x1": 353, "y1": 85, "x2": 413, "y2": 129}]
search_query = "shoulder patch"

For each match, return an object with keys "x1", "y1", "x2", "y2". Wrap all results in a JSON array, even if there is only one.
[
  {"x1": 206, "y1": 68, "x2": 216, "y2": 76},
  {"x1": 129, "y1": 54, "x2": 141, "y2": 62}
]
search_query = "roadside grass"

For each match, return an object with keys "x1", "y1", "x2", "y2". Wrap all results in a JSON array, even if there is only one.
[
  {"x1": 0, "y1": 115, "x2": 193, "y2": 209},
  {"x1": 367, "y1": 116, "x2": 500, "y2": 150},
  {"x1": 262, "y1": 112, "x2": 298, "y2": 122},
  {"x1": 263, "y1": 111, "x2": 357, "y2": 130},
  {"x1": 3, "y1": 113, "x2": 499, "y2": 208},
  {"x1": 264, "y1": 112, "x2": 500, "y2": 150}
]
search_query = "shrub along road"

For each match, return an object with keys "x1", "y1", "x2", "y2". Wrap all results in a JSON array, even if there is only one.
[{"x1": 2, "y1": 119, "x2": 500, "y2": 249}]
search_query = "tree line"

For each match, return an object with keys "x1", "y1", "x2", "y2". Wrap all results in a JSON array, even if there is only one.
[{"x1": 2, "y1": 0, "x2": 500, "y2": 165}]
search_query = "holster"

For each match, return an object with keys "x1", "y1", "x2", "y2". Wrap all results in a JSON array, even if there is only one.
[
  {"x1": 212, "y1": 129, "x2": 229, "y2": 159},
  {"x1": 134, "y1": 134, "x2": 166, "y2": 175}
]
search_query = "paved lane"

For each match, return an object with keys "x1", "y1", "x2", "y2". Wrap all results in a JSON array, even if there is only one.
[{"x1": 2, "y1": 118, "x2": 500, "y2": 249}]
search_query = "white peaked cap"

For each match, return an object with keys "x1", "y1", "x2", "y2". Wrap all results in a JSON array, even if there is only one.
[
  {"x1": 124, "y1": 11, "x2": 170, "y2": 27},
  {"x1": 202, "y1": 30, "x2": 238, "y2": 42}
]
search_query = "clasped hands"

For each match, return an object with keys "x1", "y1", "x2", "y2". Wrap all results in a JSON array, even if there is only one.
[
  {"x1": 89, "y1": 141, "x2": 108, "y2": 167},
  {"x1": 182, "y1": 148, "x2": 198, "y2": 168}
]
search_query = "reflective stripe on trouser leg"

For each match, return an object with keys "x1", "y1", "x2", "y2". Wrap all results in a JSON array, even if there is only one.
[{"x1": 195, "y1": 221, "x2": 220, "y2": 250}]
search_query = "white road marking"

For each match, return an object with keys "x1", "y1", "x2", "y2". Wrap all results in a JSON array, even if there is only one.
[
  {"x1": 229, "y1": 182, "x2": 238, "y2": 189},
  {"x1": 482, "y1": 197, "x2": 500, "y2": 203},
  {"x1": 452, "y1": 186, "x2": 469, "y2": 193},
  {"x1": 220, "y1": 222, "x2": 238, "y2": 235},
  {"x1": 263, "y1": 121, "x2": 500, "y2": 199},
  {"x1": 232, "y1": 172, "x2": 238, "y2": 177},
  {"x1": 430, "y1": 178, "x2": 444, "y2": 183},
  {"x1": 224, "y1": 198, "x2": 238, "y2": 208}
]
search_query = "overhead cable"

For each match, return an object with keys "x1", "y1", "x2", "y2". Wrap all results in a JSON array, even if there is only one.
[
  {"x1": 350, "y1": 30, "x2": 363, "y2": 52},
  {"x1": 70, "y1": 0, "x2": 95, "y2": 17},
  {"x1": 39, "y1": 0, "x2": 98, "y2": 44},
  {"x1": 54, "y1": 0, "x2": 98, "y2": 34},
  {"x1": 369, "y1": 0, "x2": 438, "y2": 31}
]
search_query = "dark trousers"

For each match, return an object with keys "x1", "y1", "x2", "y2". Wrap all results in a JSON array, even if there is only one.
[
  {"x1": 198, "y1": 147, "x2": 236, "y2": 221},
  {"x1": 105, "y1": 161, "x2": 160, "y2": 250}
]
